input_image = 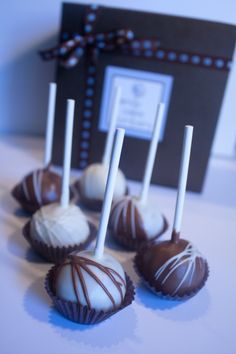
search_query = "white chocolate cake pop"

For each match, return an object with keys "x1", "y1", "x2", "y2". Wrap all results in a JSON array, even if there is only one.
[
  {"x1": 76, "y1": 86, "x2": 127, "y2": 211},
  {"x1": 109, "y1": 103, "x2": 167, "y2": 250},
  {"x1": 28, "y1": 100, "x2": 93, "y2": 253},
  {"x1": 30, "y1": 203, "x2": 90, "y2": 248},
  {"x1": 79, "y1": 163, "x2": 126, "y2": 201},
  {"x1": 54, "y1": 250, "x2": 126, "y2": 311},
  {"x1": 110, "y1": 196, "x2": 165, "y2": 242},
  {"x1": 47, "y1": 129, "x2": 134, "y2": 323}
]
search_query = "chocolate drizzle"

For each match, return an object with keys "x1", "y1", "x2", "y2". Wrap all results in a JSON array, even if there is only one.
[
  {"x1": 12, "y1": 165, "x2": 62, "y2": 213},
  {"x1": 110, "y1": 197, "x2": 147, "y2": 241},
  {"x1": 45, "y1": 265, "x2": 135, "y2": 324},
  {"x1": 109, "y1": 196, "x2": 168, "y2": 250},
  {"x1": 53, "y1": 255, "x2": 126, "y2": 310},
  {"x1": 135, "y1": 239, "x2": 209, "y2": 298}
]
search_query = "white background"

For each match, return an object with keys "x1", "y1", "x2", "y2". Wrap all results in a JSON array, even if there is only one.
[{"x1": 1, "y1": 0, "x2": 236, "y2": 157}]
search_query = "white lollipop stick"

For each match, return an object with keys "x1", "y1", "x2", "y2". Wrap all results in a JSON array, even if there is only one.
[
  {"x1": 172, "y1": 125, "x2": 193, "y2": 240},
  {"x1": 95, "y1": 128, "x2": 125, "y2": 259},
  {"x1": 60, "y1": 99, "x2": 75, "y2": 208},
  {"x1": 102, "y1": 86, "x2": 122, "y2": 166},
  {"x1": 140, "y1": 102, "x2": 165, "y2": 205},
  {"x1": 44, "y1": 82, "x2": 57, "y2": 166}
]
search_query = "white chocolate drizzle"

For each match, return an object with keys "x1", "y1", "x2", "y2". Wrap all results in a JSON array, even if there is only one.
[
  {"x1": 22, "y1": 178, "x2": 30, "y2": 201},
  {"x1": 154, "y1": 242, "x2": 205, "y2": 296},
  {"x1": 33, "y1": 170, "x2": 42, "y2": 204},
  {"x1": 21, "y1": 170, "x2": 45, "y2": 204}
]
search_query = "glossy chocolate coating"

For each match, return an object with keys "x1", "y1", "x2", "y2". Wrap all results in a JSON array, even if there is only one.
[
  {"x1": 12, "y1": 166, "x2": 62, "y2": 213},
  {"x1": 135, "y1": 234, "x2": 209, "y2": 298}
]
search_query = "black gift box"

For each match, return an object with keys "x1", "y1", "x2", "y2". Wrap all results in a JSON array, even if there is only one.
[{"x1": 44, "y1": 3, "x2": 236, "y2": 192}]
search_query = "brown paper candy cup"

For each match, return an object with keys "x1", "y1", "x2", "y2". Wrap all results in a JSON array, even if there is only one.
[
  {"x1": 134, "y1": 251, "x2": 209, "y2": 300},
  {"x1": 22, "y1": 220, "x2": 97, "y2": 263},
  {"x1": 45, "y1": 265, "x2": 135, "y2": 324},
  {"x1": 111, "y1": 216, "x2": 168, "y2": 252}
]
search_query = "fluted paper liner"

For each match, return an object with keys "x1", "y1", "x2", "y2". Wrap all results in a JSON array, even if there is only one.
[
  {"x1": 22, "y1": 220, "x2": 97, "y2": 263},
  {"x1": 45, "y1": 265, "x2": 135, "y2": 324}
]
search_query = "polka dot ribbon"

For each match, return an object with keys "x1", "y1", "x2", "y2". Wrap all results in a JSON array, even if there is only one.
[
  {"x1": 39, "y1": 4, "x2": 232, "y2": 169},
  {"x1": 40, "y1": 4, "x2": 231, "y2": 71}
]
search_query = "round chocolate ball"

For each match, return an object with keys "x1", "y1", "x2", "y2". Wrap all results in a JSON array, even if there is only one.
[
  {"x1": 109, "y1": 196, "x2": 167, "y2": 250},
  {"x1": 76, "y1": 163, "x2": 127, "y2": 211},
  {"x1": 53, "y1": 251, "x2": 127, "y2": 311},
  {"x1": 135, "y1": 235, "x2": 209, "y2": 298},
  {"x1": 12, "y1": 166, "x2": 62, "y2": 213}
]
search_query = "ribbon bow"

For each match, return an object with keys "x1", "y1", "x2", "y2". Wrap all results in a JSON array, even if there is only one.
[{"x1": 40, "y1": 28, "x2": 134, "y2": 68}]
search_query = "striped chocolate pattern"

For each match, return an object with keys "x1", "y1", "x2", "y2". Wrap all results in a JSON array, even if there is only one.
[
  {"x1": 12, "y1": 166, "x2": 62, "y2": 211},
  {"x1": 154, "y1": 242, "x2": 205, "y2": 296},
  {"x1": 54, "y1": 255, "x2": 126, "y2": 310},
  {"x1": 109, "y1": 196, "x2": 147, "y2": 241}
]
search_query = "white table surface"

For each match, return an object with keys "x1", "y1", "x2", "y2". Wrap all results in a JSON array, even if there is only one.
[{"x1": 0, "y1": 135, "x2": 236, "y2": 354}]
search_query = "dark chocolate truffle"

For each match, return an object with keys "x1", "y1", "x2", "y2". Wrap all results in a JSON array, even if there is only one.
[
  {"x1": 12, "y1": 165, "x2": 62, "y2": 213},
  {"x1": 135, "y1": 232, "x2": 209, "y2": 299},
  {"x1": 109, "y1": 196, "x2": 168, "y2": 250}
]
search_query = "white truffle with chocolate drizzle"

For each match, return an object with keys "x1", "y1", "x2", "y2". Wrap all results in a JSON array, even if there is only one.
[
  {"x1": 109, "y1": 196, "x2": 166, "y2": 248},
  {"x1": 54, "y1": 251, "x2": 126, "y2": 311}
]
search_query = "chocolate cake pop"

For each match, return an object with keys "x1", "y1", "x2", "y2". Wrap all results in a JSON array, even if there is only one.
[
  {"x1": 75, "y1": 86, "x2": 127, "y2": 211},
  {"x1": 109, "y1": 196, "x2": 167, "y2": 249},
  {"x1": 12, "y1": 83, "x2": 65, "y2": 213},
  {"x1": 24, "y1": 99, "x2": 96, "y2": 262},
  {"x1": 109, "y1": 103, "x2": 168, "y2": 250},
  {"x1": 135, "y1": 126, "x2": 209, "y2": 299},
  {"x1": 12, "y1": 165, "x2": 62, "y2": 213},
  {"x1": 46, "y1": 129, "x2": 135, "y2": 324}
]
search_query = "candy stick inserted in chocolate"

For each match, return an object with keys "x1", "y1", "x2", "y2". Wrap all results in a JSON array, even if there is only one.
[
  {"x1": 172, "y1": 125, "x2": 193, "y2": 241},
  {"x1": 140, "y1": 103, "x2": 165, "y2": 205},
  {"x1": 29, "y1": 99, "x2": 95, "y2": 253},
  {"x1": 76, "y1": 86, "x2": 127, "y2": 211},
  {"x1": 95, "y1": 128, "x2": 125, "y2": 258},
  {"x1": 60, "y1": 99, "x2": 75, "y2": 208},
  {"x1": 102, "y1": 86, "x2": 122, "y2": 167},
  {"x1": 49, "y1": 128, "x2": 135, "y2": 321},
  {"x1": 44, "y1": 82, "x2": 57, "y2": 166},
  {"x1": 109, "y1": 102, "x2": 168, "y2": 250},
  {"x1": 12, "y1": 82, "x2": 64, "y2": 213},
  {"x1": 135, "y1": 125, "x2": 209, "y2": 299}
]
